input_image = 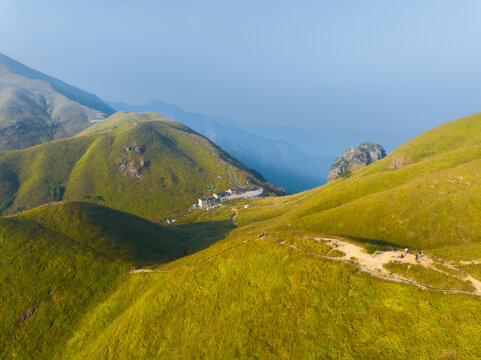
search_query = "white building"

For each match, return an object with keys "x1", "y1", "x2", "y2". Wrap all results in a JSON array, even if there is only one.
[{"x1": 198, "y1": 197, "x2": 217, "y2": 208}]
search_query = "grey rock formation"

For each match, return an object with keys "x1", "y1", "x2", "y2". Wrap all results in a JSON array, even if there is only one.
[{"x1": 328, "y1": 142, "x2": 386, "y2": 182}]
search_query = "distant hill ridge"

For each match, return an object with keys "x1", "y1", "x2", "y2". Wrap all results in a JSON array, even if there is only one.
[
  {"x1": 0, "y1": 54, "x2": 114, "y2": 114},
  {"x1": 0, "y1": 112, "x2": 281, "y2": 220},
  {"x1": 0, "y1": 54, "x2": 115, "y2": 151},
  {"x1": 109, "y1": 101, "x2": 336, "y2": 193}
]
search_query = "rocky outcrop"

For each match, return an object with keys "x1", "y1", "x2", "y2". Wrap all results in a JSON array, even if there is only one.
[
  {"x1": 328, "y1": 142, "x2": 386, "y2": 182},
  {"x1": 124, "y1": 145, "x2": 144, "y2": 153},
  {"x1": 118, "y1": 145, "x2": 147, "y2": 179}
]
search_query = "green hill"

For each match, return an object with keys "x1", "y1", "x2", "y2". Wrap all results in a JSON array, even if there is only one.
[
  {"x1": 0, "y1": 112, "x2": 280, "y2": 220},
  {"x1": 0, "y1": 200, "x2": 236, "y2": 359},
  {"x1": 4, "y1": 112, "x2": 481, "y2": 359},
  {"x1": 280, "y1": 111, "x2": 481, "y2": 258},
  {"x1": 0, "y1": 53, "x2": 115, "y2": 151},
  {"x1": 57, "y1": 229, "x2": 481, "y2": 360}
]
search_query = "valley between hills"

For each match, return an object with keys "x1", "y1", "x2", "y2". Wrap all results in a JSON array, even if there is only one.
[
  {"x1": 3, "y1": 110, "x2": 481, "y2": 358},
  {"x1": 2, "y1": 54, "x2": 481, "y2": 359}
]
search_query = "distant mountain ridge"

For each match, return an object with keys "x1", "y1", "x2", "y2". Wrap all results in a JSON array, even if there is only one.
[
  {"x1": 0, "y1": 54, "x2": 115, "y2": 151},
  {"x1": 0, "y1": 54, "x2": 114, "y2": 114},
  {"x1": 109, "y1": 101, "x2": 335, "y2": 193}
]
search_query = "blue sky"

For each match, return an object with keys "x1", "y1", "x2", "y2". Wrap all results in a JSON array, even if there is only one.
[{"x1": 2, "y1": 0, "x2": 481, "y2": 149}]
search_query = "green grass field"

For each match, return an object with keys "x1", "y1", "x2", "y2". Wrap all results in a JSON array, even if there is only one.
[
  {"x1": 3, "y1": 111, "x2": 481, "y2": 358},
  {"x1": 0, "y1": 201, "x2": 237, "y2": 359},
  {"x1": 228, "y1": 111, "x2": 481, "y2": 261}
]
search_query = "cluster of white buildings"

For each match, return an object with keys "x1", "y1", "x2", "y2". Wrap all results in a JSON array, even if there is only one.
[{"x1": 197, "y1": 187, "x2": 264, "y2": 209}]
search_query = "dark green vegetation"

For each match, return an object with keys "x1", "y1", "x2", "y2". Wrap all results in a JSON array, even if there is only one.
[
  {"x1": 49, "y1": 185, "x2": 65, "y2": 201},
  {"x1": 3, "y1": 111, "x2": 481, "y2": 359},
  {"x1": 0, "y1": 54, "x2": 114, "y2": 151},
  {"x1": 0, "y1": 112, "x2": 280, "y2": 220}
]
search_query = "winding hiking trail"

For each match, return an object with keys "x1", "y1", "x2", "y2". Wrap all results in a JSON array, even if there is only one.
[
  {"x1": 130, "y1": 234, "x2": 481, "y2": 296},
  {"x1": 230, "y1": 207, "x2": 239, "y2": 225},
  {"x1": 281, "y1": 237, "x2": 481, "y2": 296},
  {"x1": 130, "y1": 208, "x2": 481, "y2": 296}
]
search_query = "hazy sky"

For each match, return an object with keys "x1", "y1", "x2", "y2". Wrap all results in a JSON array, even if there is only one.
[{"x1": 2, "y1": 0, "x2": 481, "y2": 148}]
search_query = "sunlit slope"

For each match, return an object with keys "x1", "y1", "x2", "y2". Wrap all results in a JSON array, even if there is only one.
[
  {"x1": 255, "y1": 112, "x2": 481, "y2": 256},
  {"x1": 0, "y1": 201, "x2": 229, "y2": 359},
  {"x1": 0, "y1": 112, "x2": 277, "y2": 220},
  {"x1": 57, "y1": 224, "x2": 481, "y2": 360},
  {"x1": 5, "y1": 106, "x2": 481, "y2": 359}
]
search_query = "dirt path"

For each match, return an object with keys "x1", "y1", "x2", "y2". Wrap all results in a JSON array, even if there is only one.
[
  {"x1": 225, "y1": 165, "x2": 241, "y2": 188},
  {"x1": 282, "y1": 237, "x2": 481, "y2": 296},
  {"x1": 230, "y1": 207, "x2": 239, "y2": 225},
  {"x1": 129, "y1": 209, "x2": 481, "y2": 297},
  {"x1": 129, "y1": 269, "x2": 171, "y2": 273}
]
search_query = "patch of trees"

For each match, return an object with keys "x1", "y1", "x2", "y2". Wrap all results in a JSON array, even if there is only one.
[
  {"x1": 50, "y1": 186, "x2": 65, "y2": 201},
  {"x1": 340, "y1": 170, "x2": 352, "y2": 179},
  {"x1": 0, "y1": 196, "x2": 15, "y2": 215}
]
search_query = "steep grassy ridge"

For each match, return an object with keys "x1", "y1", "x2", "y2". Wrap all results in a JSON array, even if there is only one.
[
  {"x1": 4, "y1": 111, "x2": 481, "y2": 359},
  {"x1": 108, "y1": 100, "x2": 336, "y2": 193},
  {"x1": 3, "y1": 198, "x2": 481, "y2": 359},
  {"x1": 0, "y1": 201, "x2": 234, "y2": 359},
  {"x1": 0, "y1": 112, "x2": 277, "y2": 220},
  {"x1": 255, "y1": 111, "x2": 481, "y2": 258}
]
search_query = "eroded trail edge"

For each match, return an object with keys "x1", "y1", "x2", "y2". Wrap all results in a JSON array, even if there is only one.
[{"x1": 281, "y1": 237, "x2": 481, "y2": 297}]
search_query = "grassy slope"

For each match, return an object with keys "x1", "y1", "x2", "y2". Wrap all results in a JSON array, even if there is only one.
[
  {"x1": 58, "y1": 222, "x2": 481, "y2": 360},
  {"x1": 0, "y1": 53, "x2": 115, "y2": 115},
  {"x1": 0, "y1": 112, "x2": 274, "y2": 220},
  {"x1": 0, "y1": 76, "x2": 101, "y2": 152},
  {"x1": 5, "y1": 112, "x2": 481, "y2": 359},
  {"x1": 2, "y1": 199, "x2": 478, "y2": 359},
  {"x1": 0, "y1": 201, "x2": 235, "y2": 359},
  {"x1": 231, "y1": 111, "x2": 481, "y2": 260},
  {"x1": 44, "y1": 112, "x2": 481, "y2": 359}
]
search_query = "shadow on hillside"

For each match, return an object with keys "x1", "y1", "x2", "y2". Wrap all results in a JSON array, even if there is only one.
[
  {"x1": 90, "y1": 217, "x2": 237, "y2": 268},
  {"x1": 18, "y1": 201, "x2": 237, "y2": 268},
  {"x1": 170, "y1": 219, "x2": 236, "y2": 258},
  {"x1": 340, "y1": 235, "x2": 403, "y2": 250}
]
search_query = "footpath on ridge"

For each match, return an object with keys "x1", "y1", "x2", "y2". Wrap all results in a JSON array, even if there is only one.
[{"x1": 131, "y1": 207, "x2": 481, "y2": 297}]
